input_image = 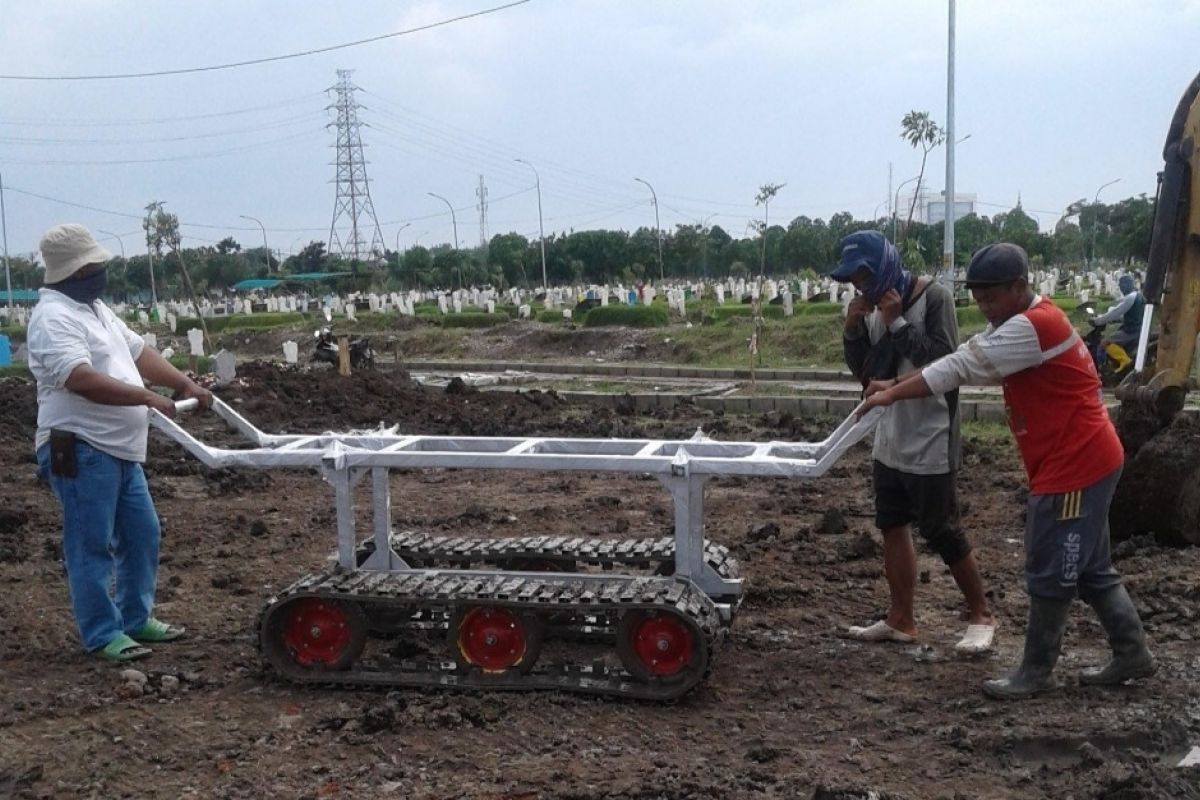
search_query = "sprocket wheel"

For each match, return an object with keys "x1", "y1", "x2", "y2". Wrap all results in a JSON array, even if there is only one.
[{"x1": 616, "y1": 609, "x2": 707, "y2": 684}]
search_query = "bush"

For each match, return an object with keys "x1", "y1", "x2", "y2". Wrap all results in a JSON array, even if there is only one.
[
  {"x1": 414, "y1": 304, "x2": 441, "y2": 317},
  {"x1": 437, "y1": 312, "x2": 509, "y2": 328},
  {"x1": 1, "y1": 325, "x2": 27, "y2": 343},
  {"x1": 583, "y1": 305, "x2": 668, "y2": 328}
]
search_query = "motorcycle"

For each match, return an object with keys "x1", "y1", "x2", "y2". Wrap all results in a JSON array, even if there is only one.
[
  {"x1": 1081, "y1": 306, "x2": 1156, "y2": 388},
  {"x1": 313, "y1": 326, "x2": 376, "y2": 370}
]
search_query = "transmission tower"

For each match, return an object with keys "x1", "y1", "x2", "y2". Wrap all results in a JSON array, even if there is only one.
[
  {"x1": 326, "y1": 69, "x2": 385, "y2": 263},
  {"x1": 476, "y1": 174, "x2": 489, "y2": 247}
]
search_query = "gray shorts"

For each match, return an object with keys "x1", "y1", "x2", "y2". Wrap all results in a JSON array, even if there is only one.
[
  {"x1": 1107, "y1": 329, "x2": 1139, "y2": 349},
  {"x1": 1025, "y1": 466, "x2": 1123, "y2": 600}
]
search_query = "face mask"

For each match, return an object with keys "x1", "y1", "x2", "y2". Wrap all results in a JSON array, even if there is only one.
[{"x1": 54, "y1": 268, "x2": 108, "y2": 304}]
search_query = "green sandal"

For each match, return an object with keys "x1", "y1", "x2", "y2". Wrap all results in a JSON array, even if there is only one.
[
  {"x1": 129, "y1": 618, "x2": 186, "y2": 643},
  {"x1": 99, "y1": 633, "x2": 152, "y2": 662}
]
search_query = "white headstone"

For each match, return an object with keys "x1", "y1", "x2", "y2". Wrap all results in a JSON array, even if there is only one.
[
  {"x1": 600, "y1": 292, "x2": 609, "y2": 307},
  {"x1": 562, "y1": 309, "x2": 573, "y2": 320},
  {"x1": 345, "y1": 304, "x2": 356, "y2": 321},
  {"x1": 452, "y1": 296, "x2": 463, "y2": 314},
  {"x1": 438, "y1": 295, "x2": 449, "y2": 314},
  {"x1": 486, "y1": 300, "x2": 495, "y2": 314},
  {"x1": 142, "y1": 333, "x2": 157, "y2": 350},
  {"x1": 244, "y1": 300, "x2": 253, "y2": 315},
  {"x1": 782, "y1": 292, "x2": 794, "y2": 317},
  {"x1": 137, "y1": 311, "x2": 149, "y2": 325},
  {"x1": 282, "y1": 341, "x2": 298, "y2": 364},
  {"x1": 187, "y1": 328, "x2": 205, "y2": 357},
  {"x1": 716, "y1": 285, "x2": 726, "y2": 305},
  {"x1": 518, "y1": 304, "x2": 531, "y2": 320},
  {"x1": 160, "y1": 347, "x2": 174, "y2": 360},
  {"x1": 213, "y1": 349, "x2": 236, "y2": 385}
]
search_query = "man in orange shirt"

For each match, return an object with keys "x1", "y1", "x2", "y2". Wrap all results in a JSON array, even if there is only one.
[{"x1": 858, "y1": 243, "x2": 1155, "y2": 700}]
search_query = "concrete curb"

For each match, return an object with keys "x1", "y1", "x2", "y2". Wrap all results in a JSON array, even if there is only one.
[
  {"x1": 404, "y1": 359, "x2": 854, "y2": 383},
  {"x1": 553, "y1": 390, "x2": 1012, "y2": 423}
]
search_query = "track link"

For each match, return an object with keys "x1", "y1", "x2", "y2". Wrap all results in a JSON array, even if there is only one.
[
  {"x1": 258, "y1": 569, "x2": 723, "y2": 700},
  {"x1": 371, "y1": 532, "x2": 740, "y2": 584}
]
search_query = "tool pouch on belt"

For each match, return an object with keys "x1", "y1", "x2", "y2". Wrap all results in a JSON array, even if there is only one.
[{"x1": 49, "y1": 430, "x2": 77, "y2": 478}]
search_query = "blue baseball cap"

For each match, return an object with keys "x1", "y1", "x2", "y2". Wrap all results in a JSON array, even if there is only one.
[{"x1": 830, "y1": 230, "x2": 886, "y2": 282}]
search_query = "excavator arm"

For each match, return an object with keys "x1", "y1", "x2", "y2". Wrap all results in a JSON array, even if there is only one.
[{"x1": 1118, "y1": 70, "x2": 1200, "y2": 421}]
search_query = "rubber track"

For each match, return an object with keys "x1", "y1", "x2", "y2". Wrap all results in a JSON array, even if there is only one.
[
  {"x1": 382, "y1": 531, "x2": 741, "y2": 583},
  {"x1": 258, "y1": 569, "x2": 722, "y2": 700}
]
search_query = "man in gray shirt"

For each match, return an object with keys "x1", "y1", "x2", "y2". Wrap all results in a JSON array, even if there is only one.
[{"x1": 833, "y1": 231, "x2": 994, "y2": 653}]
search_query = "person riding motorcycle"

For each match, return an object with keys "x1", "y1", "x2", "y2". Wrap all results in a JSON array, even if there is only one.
[{"x1": 1088, "y1": 275, "x2": 1144, "y2": 373}]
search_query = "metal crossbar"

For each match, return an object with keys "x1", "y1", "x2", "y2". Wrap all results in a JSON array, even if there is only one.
[{"x1": 151, "y1": 397, "x2": 882, "y2": 609}]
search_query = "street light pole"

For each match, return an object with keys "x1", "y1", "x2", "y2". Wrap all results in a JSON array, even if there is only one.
[
  {"x1": 394, "y1": 222, "x2": 411, "y2": 256},
  {"x1": 1090, "y1": 178, "x2": 1121, "y2": 267},
  {"x1": 943, "y1": 0, "x2": 957, "y2": 284},
  {"x1": 0, "y1": 171, "x2": 12, "y2": 313},
  {"x1": 514, "y1": 159, "x2": 548, "y2": 290},
  {"x1": 97, "y1": 230, "x2": 126, "y2": 287},
  {"x1": 893, "y1": 175, "x2": 921, "y2": 243},
  {"x1": 427, "y1": 192, "x2": 460, "y2": 288},
  {"x1": 634, "y1": 177, "x2": 664, "y2": 282},
  {"x1": 239, "y1": 215, "x2": 270, "y2": 273}
]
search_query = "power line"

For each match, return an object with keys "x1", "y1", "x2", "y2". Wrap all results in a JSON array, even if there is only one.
[
  {"x1": 0, "y1": 129, "x2": 323, "y2": 166},
  {"x1": 0, "y1": 1, "x2": 533, "y2": 81},
  {"x1": 0, "y1": 112, "x2": 325, "y2": 146},
  {"x1": 0, "y1": 93, "x2": 323, "y2": 127}
]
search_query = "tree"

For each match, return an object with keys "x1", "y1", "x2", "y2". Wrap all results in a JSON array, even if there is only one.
[
  {"x1": 215, "y1": 237, "x2": 241, "y2": 255},
  {"x1": 144, "y1": 200, "x2": 210, "y2": 349},
  {"x1": 754, "y1": 182, "x2": 786, "y2": 276},
  {"x1": 900, "y1": 111, "x2": 946, "y2": 236}
]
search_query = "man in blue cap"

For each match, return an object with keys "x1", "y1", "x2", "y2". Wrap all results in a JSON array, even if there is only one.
[
  {"x1": 832, "y1": 230, "x2": 995, "y2": 654},
  {"x1": 1088, "y1": 274, "x2": 1145, "y2": 374}
]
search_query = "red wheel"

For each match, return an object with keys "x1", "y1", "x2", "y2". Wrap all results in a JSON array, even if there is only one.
[
  {"x1": 263, "y1": 596, "x2": 367, "y2": 671},
  {"x1": 616, "y1": 609, "x2": 706, "y2": 683},
  {"x1": 452, "y1": 606, "x2": 541, "y2": 674}
]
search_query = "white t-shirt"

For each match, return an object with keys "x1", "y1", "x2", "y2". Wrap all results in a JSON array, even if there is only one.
[{"x1": 27, "y1": 289, "x2": 150, "y2": 462}]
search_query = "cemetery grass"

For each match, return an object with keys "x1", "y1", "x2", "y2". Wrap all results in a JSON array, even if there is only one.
[{"x1": 0, "y1": 363, "x2": 1198, "y2": 800}]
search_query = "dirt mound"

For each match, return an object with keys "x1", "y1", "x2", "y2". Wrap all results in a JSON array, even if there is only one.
[
  {"x1": 221, "y1": 361, "x2": 576, "y2": 437},
  {"x1": 0, "y1": 376, "x2": 38, "y2": 450},
  {"x1": 1112, "y1": 413, "x2": 1200, "y2": 545}
]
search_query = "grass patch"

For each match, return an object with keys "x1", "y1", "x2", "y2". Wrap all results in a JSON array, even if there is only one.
[
  {"x1": 175, "y1": 312, "x2": 307, "y2": 334},
  {"x1": 666, "y1": 314, "x2": 847, "y2": 368},
  {"x1": 393, "y1": 327, "x2": 469, "y2": 359},
  {"x1": 584, "y1": 305, "x2": 668, "y2": 328},
  {"x1": 711, "y1": 304, "x2": 786, "y2": 321},
  {"x1": 0, "y1": 364, "x2": 31, "y2": 378},
  {"x1": 538, "y1": 309, "x2": 576, "y2": 324},
  {"x1": 168, "y1": 355, "x2": 212, "y2": 373},
  {"x1": 437, "y1": 312, "x2": 509, "y2": 329}
]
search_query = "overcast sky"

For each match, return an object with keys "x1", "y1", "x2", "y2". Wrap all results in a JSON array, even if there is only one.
[{"x1": 2, "y1": 0, "x2": 1199, "y2": 262}]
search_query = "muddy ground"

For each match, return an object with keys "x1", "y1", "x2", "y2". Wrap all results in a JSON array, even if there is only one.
[{"x1": 1, "y1": 364, "x2": 1199, "y2": 800}]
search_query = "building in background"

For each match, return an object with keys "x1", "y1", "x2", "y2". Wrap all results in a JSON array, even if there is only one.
[{"x1": 899, "y1": 188, "x2": 977, "y2": 225}]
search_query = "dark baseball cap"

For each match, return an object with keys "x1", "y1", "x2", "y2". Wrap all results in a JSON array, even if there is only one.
[
  {"x1": 964, "y1": 243, "x2": 1030, "y2": 288},
  {"x1": 830, "y1": 230, "x2": 886, "y2": 282}
]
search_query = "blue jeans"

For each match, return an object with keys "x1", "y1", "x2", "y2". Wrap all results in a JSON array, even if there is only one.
[{"x1": 37, "y1": 439, "x2": 161, "y2": 651}]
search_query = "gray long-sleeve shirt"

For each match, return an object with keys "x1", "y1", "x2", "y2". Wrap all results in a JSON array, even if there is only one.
[{"x1": 844, "y1": 280, "x2": 962, "y2": 475}]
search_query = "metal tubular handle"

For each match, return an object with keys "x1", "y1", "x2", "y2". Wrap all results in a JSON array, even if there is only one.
[{"x1": 175, "y1": 398, "x2": 201, "y2": 413}]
